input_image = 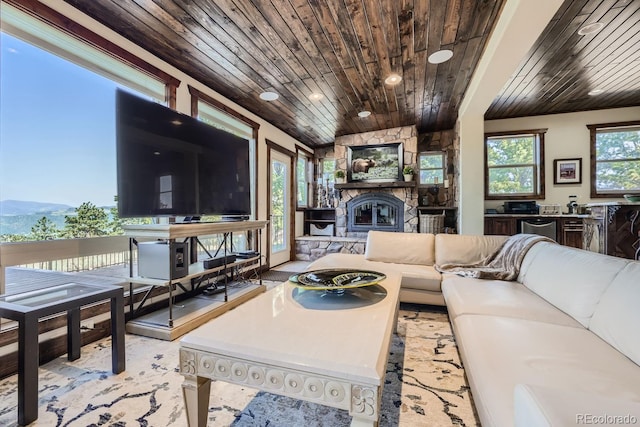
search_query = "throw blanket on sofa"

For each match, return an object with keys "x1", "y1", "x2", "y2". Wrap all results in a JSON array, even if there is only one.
[{"x1": 435, "y1": 234, "x2": 555, "y2": 281}]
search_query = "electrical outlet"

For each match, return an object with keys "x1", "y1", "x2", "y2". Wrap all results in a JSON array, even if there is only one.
[{"x1": 80, "y1": 319, "x2": 95, "y2": 330}]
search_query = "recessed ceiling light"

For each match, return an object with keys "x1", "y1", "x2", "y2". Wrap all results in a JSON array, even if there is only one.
[
  {"x1": 358, "y1": 110, "x2": 371, "y2": 118},
  {"x1": 308, "y1": 92, "x2": 324, "y2": 101},
  {"x1": 578, "y1": 22, "x2": 604, "y2": 36},
  {"x1": 588, "y1": 88, "x2": 604, "y2": 96},
  {"x1": 259, "y1": 91, "x2": 279, "y2": 101},
  {"x1": 428, "y1": 49, "x2": 453, "y2": 64},
  {"x1": 384, "y1": 73, "x2": 402, "y2": 85}
]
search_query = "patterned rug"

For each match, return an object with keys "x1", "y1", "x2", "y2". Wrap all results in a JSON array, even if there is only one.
[
  {"x1": 0, "y1": 304, "x2": 479, "y2": 427},
  {"x1": 259, "y1": 270, "x2": 299, "y2": 282}
]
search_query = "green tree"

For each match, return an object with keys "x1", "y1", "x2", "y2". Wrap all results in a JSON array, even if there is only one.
[
  {"x1": 1, "y1": 234, "x2": 30, "y2": 242},
  {"x1": 63, "y1": 202, "x2": 110, "y2": 238},
  {"x1": 30, "y1": 216, "x2": 59, "y2": 240},
  {"x1": 108, "y1": 195, "x2": 152, "y2": 235},
  {"x1": 487, "y1": 136, "x2": 535, "y2": 194},
  {"x1": 596, "y1": 129, "x2": 640, "y2": 191}
]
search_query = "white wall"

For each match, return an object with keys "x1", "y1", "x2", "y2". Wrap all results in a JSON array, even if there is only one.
[
  {"x1": 484, "y1": 106, "x2": 640, "y2": 209},
  {"x1": 457, "y1": 0, "x2": 564, "y2": 234}
]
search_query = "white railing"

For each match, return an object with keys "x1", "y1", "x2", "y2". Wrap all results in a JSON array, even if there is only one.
[
  {"x1": 0, "y1": 236, "x2": 130, "y2": 294},
  {"x1": 0, "y1": 233, "x2": 253, "y2": 294}
]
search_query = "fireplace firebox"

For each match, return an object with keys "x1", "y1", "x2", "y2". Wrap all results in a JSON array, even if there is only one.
[{"x1": 347, "y1": 193, "x2": 404, "y2": 233}]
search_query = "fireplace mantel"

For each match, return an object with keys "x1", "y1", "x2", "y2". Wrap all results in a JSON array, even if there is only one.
[{"x1": 335, "y1": 181, "x2": 416, "y2": 190}]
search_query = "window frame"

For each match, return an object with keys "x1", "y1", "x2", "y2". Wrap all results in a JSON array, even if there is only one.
[
  {"x1": 295, "y1": 147, "x2": 313, "y2": 209},
  {"x1": 1, "y1": 1, "x2": 179, "y2": 242},
  {"x1": 484, "y1": 129, "x2": 547, "y2": 200},
  {"x1": 417, "y1": 151, "x2": 446, "y2": 186},
  {"x1": 320, "y1": 158, "x2": 336, "y2": 185},
  {"x1": 188, "y1": 85, "x2": 260, "y2": 219},
  {"x1": 1, "y1": 0, "x2": 179, "y2": 107},
  {"x1": 587, "y1": 120, "x2": 640, "y2": 198}
]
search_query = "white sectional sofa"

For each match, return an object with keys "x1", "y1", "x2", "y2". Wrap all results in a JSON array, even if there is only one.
[
  {"x1": 307, "y1": 231, "x2": 640, "y2": 426},
  {"x1": 308, "y1": 231, "x2": 510, "y2": 306}
]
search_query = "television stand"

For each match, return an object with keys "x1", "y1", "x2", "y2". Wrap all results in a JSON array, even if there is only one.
[{"x1": 122, "y1": 220, "x2": 268, "y2": 340}]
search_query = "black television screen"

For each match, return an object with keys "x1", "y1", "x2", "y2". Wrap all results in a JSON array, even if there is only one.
[{"x1": 116, "y1": 89, "x2": 251, "y2": 218}]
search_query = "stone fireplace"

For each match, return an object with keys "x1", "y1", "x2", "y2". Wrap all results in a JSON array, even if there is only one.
[
  {"x1": 347, "y1": 193, "x2": 404, "y2": 233},
  {"x1": 334, "y1": 125, "x2": 419, "y2": 237}
]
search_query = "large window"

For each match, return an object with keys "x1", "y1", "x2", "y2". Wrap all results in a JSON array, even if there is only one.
[
  {"x1": 484, "y1": 129, "x2": 546, "y2": 200},
  {"x1": 192, "y1": 90, "x2": 258, "y2": 219},
  {"x1": 588, "y1": 121, "x2": 640, "y2": 197},
  {"x1": 320, "y1": 158, "x2": 335, "y2": 185},
  {"x1": 0, "y1": 2, "x2": 172, "y2": 242},
  {"x1": 296, "y1": 150, "x2": 311, "y2": 208},
  {"x1": 418, "y1": 152, "x2": 445, "y2": 185}
]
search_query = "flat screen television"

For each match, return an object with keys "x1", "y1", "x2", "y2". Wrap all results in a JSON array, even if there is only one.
[{"x1": 116, "y1": 89, "x2": 251, "y2": 218}]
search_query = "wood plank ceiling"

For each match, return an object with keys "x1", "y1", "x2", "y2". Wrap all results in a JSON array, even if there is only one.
[
  {"x1": 486, "y1": 0, "x2": 640, "y2": 120},
  {"x1": 61, "y1": 0, "x2": 640, "y2": 148}
]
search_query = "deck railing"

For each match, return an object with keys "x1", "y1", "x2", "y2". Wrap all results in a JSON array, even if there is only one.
[{"x1": 0, "y1": 233, "x2": 252, "y2": 294}]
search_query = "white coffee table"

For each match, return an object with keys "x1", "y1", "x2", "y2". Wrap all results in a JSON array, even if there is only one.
[{"x1": 179, "y1": 271, "x2": 401, "y2": 426}]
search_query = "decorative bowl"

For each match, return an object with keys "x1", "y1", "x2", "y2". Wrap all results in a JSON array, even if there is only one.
[
  {"x1": 289, "y1": 269, "x2": 386, "y2": 290},
  {"x1": 623, "y1": 194, "x2": 640, "y2": 203}
]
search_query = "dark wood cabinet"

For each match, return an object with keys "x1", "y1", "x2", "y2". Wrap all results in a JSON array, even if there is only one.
[
  {"x1": 484, "y1": 217, "x2": 516, "y2": 236},
  {"x1": 485, "y1": 215, "x2": 585, "y2": 249},
  {"x1": 560, "y1": 218, "x2": 584, "y2": 249}
]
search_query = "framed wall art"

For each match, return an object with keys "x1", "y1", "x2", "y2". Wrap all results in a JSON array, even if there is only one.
[
  {"x1": 554, "y1": 158, "x2": 582, "y2": 185},
  {"x1": 347, "y1": 142, "x2": 402, "y2": 183}
]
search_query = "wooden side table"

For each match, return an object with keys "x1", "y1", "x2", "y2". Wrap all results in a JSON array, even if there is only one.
[{"x1": 0, "y1": 282, "x2": 125, "y2": 426}]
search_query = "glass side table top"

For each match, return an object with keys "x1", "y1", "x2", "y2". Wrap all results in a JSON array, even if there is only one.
[{"x1": 0, "y1": 283, "x2": 105, "y2": 308}]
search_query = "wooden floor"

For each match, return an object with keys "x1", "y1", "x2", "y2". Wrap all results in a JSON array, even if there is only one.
[{"x1": 3, "y1": 260, "x2": 309, "y2": 297}]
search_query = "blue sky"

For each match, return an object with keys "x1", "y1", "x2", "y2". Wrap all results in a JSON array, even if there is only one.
[{"x1": 1, "y1": 33, "x2": 118, "y2": 207}]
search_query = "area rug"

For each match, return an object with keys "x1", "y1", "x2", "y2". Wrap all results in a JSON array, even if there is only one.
[
  {"x1": 258, "y1": 270, "x2": 299, "y2": 282},
  {"x1": 0, "y1": 304, "x2": 479, "y2": 426}
]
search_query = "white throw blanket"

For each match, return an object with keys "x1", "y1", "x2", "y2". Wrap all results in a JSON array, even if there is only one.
[{"x1": 435, "y1": 234, "x2": 555, "y2": 281}]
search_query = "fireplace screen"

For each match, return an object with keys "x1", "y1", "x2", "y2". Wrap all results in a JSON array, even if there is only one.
[{"x1": 347, "y1": 193, "x2": 404, "y2": 233}]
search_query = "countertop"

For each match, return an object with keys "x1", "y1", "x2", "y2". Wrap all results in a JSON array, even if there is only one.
[
  {"x1": 586, "y1": 202, "x2": 640, "y2": 206},
  {"x1": 484, "y1": 214, "x2": 591, "y2": 218}
]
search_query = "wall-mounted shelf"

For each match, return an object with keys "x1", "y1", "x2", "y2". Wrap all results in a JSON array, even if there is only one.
[{"x1": 334, "y1": 181, "x2": 416, "y2": 189}]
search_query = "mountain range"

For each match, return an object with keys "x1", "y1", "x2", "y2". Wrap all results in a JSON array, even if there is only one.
[{"x1": 0, "y1": 200, "x2": 74, "y2": 216}]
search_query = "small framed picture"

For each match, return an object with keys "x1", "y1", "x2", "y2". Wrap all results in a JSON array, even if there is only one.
[{"x1": 554, "y1": 158, "x2": 582, "y2": 185}]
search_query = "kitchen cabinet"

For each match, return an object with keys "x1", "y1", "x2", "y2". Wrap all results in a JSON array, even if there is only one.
[
  {"x1": 485, "y1": 215, "x2": 585, "y2": 248},
  {"x1": 484, "y1": 217, "x2": 516, "y2": 236},
  {"x1": 585, "y1": 203, "x2": 640, "y2": 260},
  {"x1": 560, "y1": 218, "x2": 584, "y2": 249}
]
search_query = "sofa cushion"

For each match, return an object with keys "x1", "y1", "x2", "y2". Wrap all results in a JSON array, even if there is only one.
[
  {"x1": 435, "y1": 234, "x2": 509, "y2": 266},
  {"x1": 518, "y1": 241, "x2": 630, "y2": 327},
  {"x1": 453, "y1": 314, "x2": 640, "y2": 427},
  {"x1": 365, "y1": 231, "x2": 435, "y2": 265},
  {"x1": 589, "y1": 261, "x2": 640, "y2": 366},
  {"x1": 514, "y1": 383, "x2": 640, "y2": 427},
  {"x1": 390, "y1": 264, "x2": 441, "y2": 292},
  {"x1": 441, "y1": 275, "x2": 582, "y2": 327},
  {"x1": 307, "y1": 253, "x2": 377, "y2": 272},
  {"x1": 308, "y1": 253, "x2": 442, "y2": 292}
]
